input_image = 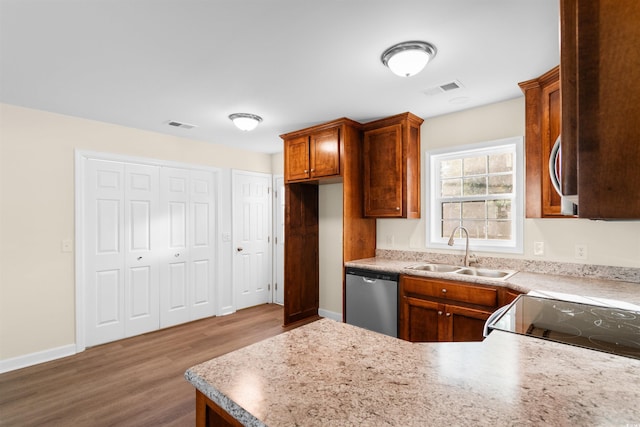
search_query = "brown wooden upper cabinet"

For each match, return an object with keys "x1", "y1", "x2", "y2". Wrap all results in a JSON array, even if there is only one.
[
  {"x1": 362, "y1": 112, "x2": 424, "y2": 218},
  {"x1": 559, "y1": 0, "x2": 640, "y2": 219},
  {"x1": 283, "y1": 125, "x2": 342, "y2": 183},
  {"x1": 519, "y1": 66, "x2": 572, "y2": 218}
]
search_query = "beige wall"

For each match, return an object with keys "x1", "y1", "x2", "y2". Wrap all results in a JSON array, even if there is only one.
[
  {"x1": 318, "y1": 183, "x2": 344, "y2": 315},
  {"x1": 377, "y1": 97, "x2": 640, "y2": 268},
  {"x1": 0, "y1": 103, "x2": 274, "y2": 360}
]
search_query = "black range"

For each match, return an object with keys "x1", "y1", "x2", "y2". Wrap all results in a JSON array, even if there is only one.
[{"x1": 489, "y1": 294, "x2": 640, "y2": 360}]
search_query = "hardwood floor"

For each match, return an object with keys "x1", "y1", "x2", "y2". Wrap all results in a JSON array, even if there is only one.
[{"x1": 0, "y1": 304, "x2": 318, "y2": 427}]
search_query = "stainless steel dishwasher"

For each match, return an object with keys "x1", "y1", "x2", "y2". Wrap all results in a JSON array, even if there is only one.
[{"x1": 345, "y1": 267, "x2": 399, "y2": 337}]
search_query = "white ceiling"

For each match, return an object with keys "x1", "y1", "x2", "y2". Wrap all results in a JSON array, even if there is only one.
[{"x1": 0, "y1": 0, "x2": 559, "y2": 154}]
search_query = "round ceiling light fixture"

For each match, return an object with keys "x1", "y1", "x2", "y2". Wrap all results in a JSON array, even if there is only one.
[
  {"x1": 381, "y1": 41, "x2": 437, "y2": 77},
  {"x1": 228, "y1": 113, "x2": 263, "y2": 131}
]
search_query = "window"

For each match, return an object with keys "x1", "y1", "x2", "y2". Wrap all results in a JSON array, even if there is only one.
[{"x1": 427, "y1": 137, "x2": 524, "y2": 253}]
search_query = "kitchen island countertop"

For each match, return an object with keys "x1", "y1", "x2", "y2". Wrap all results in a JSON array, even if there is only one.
[{"x1": 185, "y1": 318, "x2": 640, "y2": 426}]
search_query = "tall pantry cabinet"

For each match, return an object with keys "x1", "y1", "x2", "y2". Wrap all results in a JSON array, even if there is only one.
[
  {"x1": 281, "y1": 118, "x2": 376, "y2": 325},
  {"x1": 281, "y1": 112, "x2": 423, "y2": 325}
]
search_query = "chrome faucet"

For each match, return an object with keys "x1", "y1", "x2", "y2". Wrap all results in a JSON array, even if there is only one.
[{"x1": 447, "y1": 226, "x2": 476, "y2": 267}]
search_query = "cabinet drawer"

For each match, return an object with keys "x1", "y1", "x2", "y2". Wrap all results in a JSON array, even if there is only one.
[{"x1": 401, "y1": 276, "x2": 498, "y2": 307}]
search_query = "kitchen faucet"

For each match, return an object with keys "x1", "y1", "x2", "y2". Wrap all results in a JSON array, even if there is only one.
[{"x1": 447, "y1": 226, "x2": 476, "y2": 267}]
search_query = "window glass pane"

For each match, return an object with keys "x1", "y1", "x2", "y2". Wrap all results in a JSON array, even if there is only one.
[
  {"x1": 462, "y1": 201, "x2": 485, "y2": 219},
  {"x1": 441, "y1": 179, "x2": 461, "y2": 197},
  {"x1": 489, "y1": 153, "x2": 513, "y2": 173},
  {"x1": 441, "y1": 220, "x2": 460, "y2": 238},
  {"x1": 463, "y1": 156, "x2": 487, "y2": 176},
  {"x1": 463, "y1": 176, "x2": 486, "y2": 196},
  {"x1": 488, "y1": 174, "x2": 513, "y2": 194},
  {"x1": 487, "y1": 200, "x2": 511, "y2": 219},
  {"x1": 440, "y1": 159, "x2": 462, "y2": 178},
  {"x1": 429, "y1": 137, "x2": 521, "y2": 252},
  {"x1": 487, "y1": 220, "x2": 512, "y2": 240},
  {"x1": 461, "y1": 220, "x2": 486, "y2": 239},
  {"x1": 442, "y1": 202, "x2": 461, "y2": 219}
]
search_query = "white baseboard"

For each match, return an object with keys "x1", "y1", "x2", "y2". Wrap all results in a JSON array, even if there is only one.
[
  {"x1": 318, "y1": 308, "x2": 342, "y2": 322},
  {"x1": 0, "y1": 344, "x2": 77, "y2": 374}
]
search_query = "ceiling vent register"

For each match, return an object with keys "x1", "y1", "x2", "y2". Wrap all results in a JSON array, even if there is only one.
[
  {"x1": 167, "y1": 120, "x2": 197, "y2": 129},
  {"x1": 424, "y1": 80, "x2": 464, "y2": 96}
]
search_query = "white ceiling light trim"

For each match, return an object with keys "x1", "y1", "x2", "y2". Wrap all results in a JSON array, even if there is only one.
[
  {"x1": 229, "y1": 113, "x2": 263, "y2": 131},
  {"x1": 381, "y1": 41, "x2": 437, "y2": 77}
]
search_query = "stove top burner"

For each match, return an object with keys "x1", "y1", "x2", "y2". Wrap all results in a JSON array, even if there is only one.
[
  {"x1": 490, "y1": 295, "x2": 640, "y2": 360},
  {"x1": 591, "y1": 307, "x2": 637, "y2": 321}
]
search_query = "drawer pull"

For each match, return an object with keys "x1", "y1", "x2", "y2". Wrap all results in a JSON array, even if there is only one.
[{"x1": 442, "y1": 288, "x2": 447, "y2": 293}]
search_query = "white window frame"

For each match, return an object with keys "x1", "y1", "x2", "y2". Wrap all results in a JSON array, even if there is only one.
[{"x1": 426, "y1": 136, "x2": 524, "y2": 254}]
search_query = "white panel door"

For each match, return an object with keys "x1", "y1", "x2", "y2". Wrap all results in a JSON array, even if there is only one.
[
  {"x1": 123, "y1": 163, "x2": 160, "y2": 337},
  {"x1": 233, "y1": 171, "x2": 272, "y2": 310},
  {"x1": 189, "y1": 170, "x2": 216, "y2": 320},
  {"x1": 274, "y1": 176, "x2": 285, "y2": 305},
  {"x1": 85, "y1": 159, "x2": 126, "y2": 347},
  {"x1": 159, "y1": 168, "x2": 217, "y2": 327},
  {"x1": 159, "y1": 168, "x2": 190, "y2": 327}
]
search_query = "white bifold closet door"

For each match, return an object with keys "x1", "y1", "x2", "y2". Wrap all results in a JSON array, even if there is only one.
[
  {"x1": 84, "y1": 159, "x2": 217, "y2": 347},
  {"x1": 84, "y1": 159, "x2": 160, "y2": 347},
  {"x1": 159, "y1": 167, "x2": 216, "y2": 328}
]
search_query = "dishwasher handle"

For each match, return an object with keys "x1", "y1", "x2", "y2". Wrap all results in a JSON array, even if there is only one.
[{"x1": 345, "y1": 267, "x2": 399, "y2": 283}]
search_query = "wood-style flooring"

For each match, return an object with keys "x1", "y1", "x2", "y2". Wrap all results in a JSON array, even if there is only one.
[{"x1": 0, "y1": 304, "x2": 318, "y2": 427}]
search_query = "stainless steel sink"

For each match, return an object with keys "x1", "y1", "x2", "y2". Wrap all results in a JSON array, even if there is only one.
[
  {"x1": 405, "y1": 264, "x2": 516, "y2": 280},
  {"x1": 454, "y1": 267, "x2": 515, "y2": 279},
  {"x1": 405, "y1": 263, "x2": 461, "y2": 273}
]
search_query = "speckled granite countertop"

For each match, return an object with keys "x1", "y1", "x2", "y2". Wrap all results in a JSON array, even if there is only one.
[
  {"x1": 186, "y1": 318, "x2": 640, "y2": 426},
  {"x1": 346, "y1": 257, "x2": 640, "y2": 308}
]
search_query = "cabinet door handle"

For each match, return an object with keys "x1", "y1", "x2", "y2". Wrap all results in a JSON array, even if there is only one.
[
  {"x1": 237, "y1": 247, "x2": 243, "y2": 252},
  {"x1": 438, "y1": 311, "x2": 443, "y2": 315},
  {"x1": 442, "y1": 288, "x2": 447, "y2": 293},
  {"x1": 310, "y1": 168, "x2": 315, "y2": 172},
  {"x1": 304, "y1": 169, "x2": 309, "y2": 173},
  {"x1": 445, "y1": 313, "x2": 451, "y2": 317},
  {"x1": 396, "y1": 207, "x2": 400, "y2": 211}
]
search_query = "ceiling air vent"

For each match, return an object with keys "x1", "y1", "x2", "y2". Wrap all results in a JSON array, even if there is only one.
[
  {"x1": 424, "y1": 80, "x2": 464, "y2": 96},
  {"x1": 166, "y1": 120, "x2": 197, "y2": 130}
]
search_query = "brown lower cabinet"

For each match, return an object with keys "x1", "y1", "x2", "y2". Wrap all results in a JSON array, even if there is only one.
[
  {"x1": 399, "y1": 275, "x2": 519, "y2": 343},
  {"x1": 196, "y1": 390, "x2": 242, "y2": 427}
]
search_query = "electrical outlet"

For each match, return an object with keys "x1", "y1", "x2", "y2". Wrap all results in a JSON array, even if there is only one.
[
  {"x1": 386, "y1": 235, "x2": 395, "y2": 246},
  {"x1": 575, "y1": 244, "x2": 587, "y2": 260},
  {"x1": 533, "y1": 241, "x2": 544, "y2": 256}
]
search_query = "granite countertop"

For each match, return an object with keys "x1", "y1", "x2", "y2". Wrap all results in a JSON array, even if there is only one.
[
  {"x1": 345, "y1": 257, "x2": 640, "y2": 308},
  {"x1": 186, "y1": 318, "x2": 640, "y2": 426}
]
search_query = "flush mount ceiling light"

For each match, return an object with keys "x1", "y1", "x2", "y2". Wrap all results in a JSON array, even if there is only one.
[
  {"x1": 381, "y1": 41, "x2": 437, "y2": 77},
  {"x1": 228, "y1": 113, "x2": 263, "y2": 131}
]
